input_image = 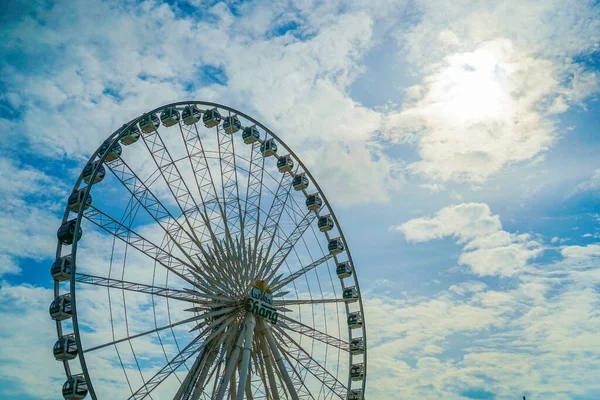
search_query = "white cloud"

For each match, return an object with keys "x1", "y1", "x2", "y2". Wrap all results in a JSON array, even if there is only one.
[
  {"x1": 0, "y1": 282, "x2": 62, "y2": 399},
  {"x1": 574, "y1": 168, "x2": 600, "y2": 194},
  {"x1": 0, "y1": 158, "x2": 66, "y2": 276},
  {"x1": 383, "y1": 0, "x2": 600, "y2": 183},
  {"x1": 0, "y1": 254, "x2": 21, "y2": 277},
  {"x1": 392, "y1": 202, "x2": 501, "y2": 243},
  {"x1": 364, "y1": 240, "x2": 600, "y2": 398},
  {"x1": 392, "y1": 203, "x2": 542, "y2": 276},
  {"x1": 0, "y1": 0, "x2": 404, "y2": 207}
]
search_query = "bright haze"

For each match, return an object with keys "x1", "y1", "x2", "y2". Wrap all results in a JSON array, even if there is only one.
[{"x1": 1, "y1": 0, "x2": 599, "y2": 399}]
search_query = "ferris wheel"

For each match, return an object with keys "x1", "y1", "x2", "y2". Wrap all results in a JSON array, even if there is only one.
[{"x1": 50, "y1": 101, "x2": 367, "y2": 400}]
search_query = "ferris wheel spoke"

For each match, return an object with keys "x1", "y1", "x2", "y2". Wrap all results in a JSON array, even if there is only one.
[
  {"x1": 74, "y1": 272, "x2": 201, "y2": 303},
  {"x1": 129, "y1": 314, "x2": 238, "y2": 399},
  {"x1": 84, "y1": 309, "x2": 233, "y2": 355},
  {"x1": 273, "y1": 328, "x2": 347, "y2": 399},
  {"x1": 106, "y1": 157, "x2": 204, "y2": 265},
  {"x1": 195, "y1": 237, "x2": 248, "y2": 297},
  {"x1": 179, "y1": 121, "x2": 227, "y2": 246},
  {"x1": 217, "y1": 119, "x2": 244, "y2": 239},
  {"x1": 242, "y1": 139, "x2": 266, "y2": 241},
  {"x1": 140, "y1": 126, "x2": 213, "y2": 251},
  {"x1": 258, "y1": 209, "x2": 318, "y2": 281},
  {"x1": 82, "y1": 206, "x2": 217, "y2": 292},
  {"x1": 276, "y1": 342, "x2": 316, "y2": 400},
  {"x1": 243, "y1": 170, "x2": 294, "y2": 286},
  {"x1": 83, "y1": 314, "x2": 199, "y2": 354},
  {"x1": 270, "y1": 253, "x2": 334, "y2": 292},
  {"x1": 256, "y1": 170, "x2": 296, "y2": 260},
  {"x1": 273, "y1": 298, "x2": 346, "y2": 307},
  {"x1": 275, "y1": 208, "x2": 317, "y2": 267},
  {"x1": 276, "y1": 316, "x2": 349, "y2": 352}
]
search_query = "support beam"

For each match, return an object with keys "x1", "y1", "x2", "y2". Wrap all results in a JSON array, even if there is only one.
[
  {"x1": 215, "y1": 324, "x2": 246, "y2": 400},
  {"x1": 262, "y1": 321, "x2": 299, "y2": 400},
  {"x1": 237, "y1": 313, "x2": 256, "y2": 399}
]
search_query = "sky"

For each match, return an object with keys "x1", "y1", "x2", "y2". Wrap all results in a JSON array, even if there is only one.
[{"x1": 0, "y1": 0, "x2": 599, "y2": 399}]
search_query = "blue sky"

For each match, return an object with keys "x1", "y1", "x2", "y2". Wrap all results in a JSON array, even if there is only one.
[{"x1": 1, "y1": 0, "x2": 599, "y2": 399}]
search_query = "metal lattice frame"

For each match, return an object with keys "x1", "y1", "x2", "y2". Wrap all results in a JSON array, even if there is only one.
[{"x1": 51, "y1": 101, "x2": 367, "y2": 400}]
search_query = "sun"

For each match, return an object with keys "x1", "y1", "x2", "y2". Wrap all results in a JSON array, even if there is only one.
[{"x1": 432, "y1": 43, "x2": 514, "y2": 125}]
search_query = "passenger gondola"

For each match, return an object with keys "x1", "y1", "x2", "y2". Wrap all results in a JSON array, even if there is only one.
[
  {"x1": 57, "y1": 220, "x2": 83, "y2": 245},
  {"x1": 49, "y1": 295, "x2": 72, "y2": 321},
  {"x1": 53, "y1": 335, "x2": 78, "y2": 361},
  {"x1": 98, "y1": 140, "x2": 122, "y2": 162},
  {"x1": 67, "y1": 189, "x2": 92, "y2": 213},
  {"x1": 223, "y1": 115, "x2": 242, "y2": 134},
  {"x1": 261, "y1": 139, "x2": 277, "y2": 157},
  {"x1": 305, "y1": 193, "x2": 322, "y2": 211},
  {"x1": 328, "y1": 237, "x2": 344, "y2": 255},
  {"x1": 160, "y1": 106, "x2": 181, "y2": 127},
  {"x1": 242, "y1": 125, "x2": 260, "y2": 143},
  {"x1": 119, "y1": 124, "x2": 141, "y2": 145},
  {"x1": 318, "y1": 215, "x2": 334, "y2": 232},
  {"x1": 182, "y1": 105, "x2": 202, "y2": 125},
  {"x1": 139, "y1": 112, "x2": 160, "y2": 133},
  {"x1": 336, "y1": 262, "x2": 352, "y2": 278},
  {"x1": 82, "y1": 161, "x2": 105, "y2": 185},
  {"x1": 62, "y1": 375, "x2": 88, "y2": 399},
  {"x1": 203, "y1": 108, "x2": 221, "y2": 128},
  {"x1": 277, "y1": 155, "x2": 294, "y2": 172},
  {"x1": 51, "y1": 255, "x2": 72, "y2": 281},
  {"x1": 292, "y1": 174, "x2": 309, "y2": 191}
]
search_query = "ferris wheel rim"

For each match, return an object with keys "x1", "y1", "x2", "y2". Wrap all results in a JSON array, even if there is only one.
[{"x1": 52, "y1": 100, "x2": 367, "y2": 400}]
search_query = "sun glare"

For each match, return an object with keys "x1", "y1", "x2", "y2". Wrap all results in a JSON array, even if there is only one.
[{"x1": 433, "y1": 46, "x2": 513, "y2": 124}]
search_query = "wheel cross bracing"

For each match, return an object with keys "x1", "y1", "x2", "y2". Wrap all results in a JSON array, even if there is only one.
[{"x1": 50, "y1": 101, "x2": 367, "y2": 400}]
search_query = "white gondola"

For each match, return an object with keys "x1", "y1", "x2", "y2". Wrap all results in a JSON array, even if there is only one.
[
  {"x1": 318, "y1": 215, "x2": 334, "y2": 232},
  {"x1": 54, "y1": 335, "x2": 78, "y2": 361},
  {"x1": 242, "y1": 125, "x2": 260, "y2": 143},
  {"x1": 139, "y1": 112, "x2": 160, "y2": 133},
  {"x1": 347, "y1": 389, "x2": 363, "y2": 400},
  {"x1": 343, "y1": 286, "x2": 359, "y2": 303},
  {"x1": 277, "y1": 155, "x2": 294, "y2": 172},
  {"x1": 305, "y1": 193, "x2": 322, "y2": 211},
  {"x1": 203, "y1": 108, "x2": 221, "y2": 128},
  {"x1": 62, "y1": 375, "x2": 88, "y2": 400},
  {"x1": 119, "y1": 124, "x2": 141, "y2": 145},
  {"x1": 49, "y1": 294, "x2": 72, "y2": 321},
  {"x1": 67, "y1": 189, "x2": 92, "y2": 213},
  {"x1": 350, "y1": 337, "x2": 365, "y2": 355},
  {"x1": 347, "y1": 311, "x2": 362, "y2": 329},
  {"x1": 82, "y1": 161, "x2": 105, "y2": 184},
  {"x1": 98, "y1": 140, "x2": 122, "y2": 162},
  {"x1": 261, "y1": 139, "x2": 278, "y2": 157},
  {"x1": 51, "y1": 255, "x2": 72, "y2": 281},
  {"x1": 350, "y1": 363, "x2": 364, "y2": 381},
  {"x1": 223, "y1": 115, "x2": 241, "y2": 134},
  {"x1": 160, "y1": 106, "x2": 181, "y2": 127},
  {"x1": 328, "y1": 237, "x2": 344, "y2": 255},
  {"x1": 292, "y1": 173, "x2": 309, "y2": 191},
  {"x1": 336, "y1": 262, "x2": 352, "y2": 278},
  {"x1": 182, "y1": 105, "x2": 202, "y2": 125},
  {"x1": 57, "y1": 220, "x2": 83, "y2": 245}
]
